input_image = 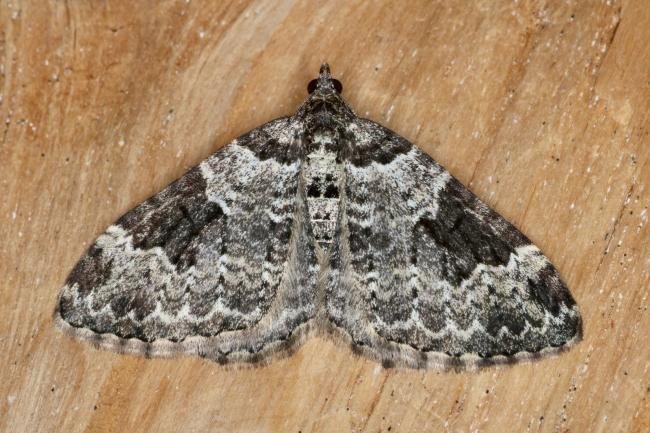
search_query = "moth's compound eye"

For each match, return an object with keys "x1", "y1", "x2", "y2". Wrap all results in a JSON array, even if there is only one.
[
  {"x1": 332, "y1": 79, "x2": 343, "y2": 94},
  {"x1": 307, "y1": 79, "x2": 318, "y2": 94}
]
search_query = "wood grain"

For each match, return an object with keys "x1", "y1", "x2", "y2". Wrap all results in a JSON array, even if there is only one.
[{"x1": 1, "y1": 1, "x2": 648, "y2": 432}]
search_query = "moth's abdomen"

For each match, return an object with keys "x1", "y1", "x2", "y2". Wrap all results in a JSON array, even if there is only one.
[{"x1": 304, "y1": 145, "x2": 342, "y2": 249}]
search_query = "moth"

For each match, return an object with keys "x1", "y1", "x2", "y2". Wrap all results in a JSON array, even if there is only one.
[{"x1": 55, "y1": 64, "x2": 582, "y2": 370}]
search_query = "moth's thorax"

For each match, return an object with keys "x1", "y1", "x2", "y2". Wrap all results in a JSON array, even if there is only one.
[
  {"x1": 299, "y1": 90, "x2": 355, "y2": 143},
  {"x1": 303, "y1": 137, "x2": 343, "y2": 250}
]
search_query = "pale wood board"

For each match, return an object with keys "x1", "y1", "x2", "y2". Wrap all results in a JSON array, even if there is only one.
[{"x1": 0, "y1": 1, "x2": 648, "y2": 432}]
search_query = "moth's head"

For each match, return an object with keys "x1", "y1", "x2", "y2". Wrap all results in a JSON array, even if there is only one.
[
  {"x1": 307, "y1": 64, "x2": 343, "y2": 95},
  {"x1": 298, "y1": 63, "x2": 354, "y2": 127}
]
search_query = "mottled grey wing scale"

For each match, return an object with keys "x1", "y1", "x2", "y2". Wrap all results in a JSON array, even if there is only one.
[
  {"x1": 56, "y1": 118, "x2": 318, "y2": 363},
  {"x1": 327, "y1": 118, "x2": 582, "y2": 369}
]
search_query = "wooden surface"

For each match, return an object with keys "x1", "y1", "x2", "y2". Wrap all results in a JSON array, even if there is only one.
[{"x1": 1, "y1": 1, "x2": 648, "y2": 432}]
